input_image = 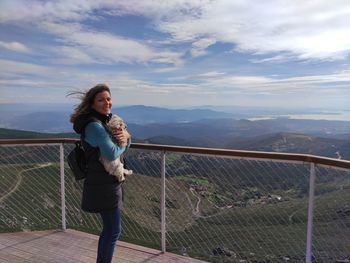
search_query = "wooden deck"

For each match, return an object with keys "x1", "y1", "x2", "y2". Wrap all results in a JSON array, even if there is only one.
[{"x1": 0, "y1": 229, "x2": 207, "y2": 263}]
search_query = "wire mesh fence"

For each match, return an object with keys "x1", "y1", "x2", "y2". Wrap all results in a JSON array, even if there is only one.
[
  {"x1": 312, "y1": 166, "x2": 350, "y2": 262},
  {"x1": 0, "y1": 144, "x2": 62, "y2": 231},
  {"x1": 0, "y1": 142, "x2": 349, "y2": 263},
  {"x1": 161, "y1": 153, "x2": 311, "y2": 262}
]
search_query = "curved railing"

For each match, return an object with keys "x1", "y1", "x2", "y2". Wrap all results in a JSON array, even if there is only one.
[
  {"x1": 2, "y1": 138, "x2": 350, "y2": 169},
  {"x1": 1, "y1": 138, "x2": 349, "y2": 263}
]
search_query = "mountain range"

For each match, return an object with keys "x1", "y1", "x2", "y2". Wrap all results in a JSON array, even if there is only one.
[
  {"x1": 0, "y1": 104, "x2": 234, "y2": 132},
  {"x1": 1, "y1": 104, "x2": 349, "y2": 136},
  {"x1": 1, "y1": 104, "x2": 349, "y2": 160}
]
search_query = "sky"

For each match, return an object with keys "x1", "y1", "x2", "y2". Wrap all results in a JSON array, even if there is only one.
[{"x1": 0, "y1": 0, "x2": 350, "y2": 111}]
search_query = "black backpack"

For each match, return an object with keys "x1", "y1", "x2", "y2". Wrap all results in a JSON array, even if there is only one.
[
  {"x1": 67, "y1": 118, "x2": 101, "y2": 180},
  {"x1": 67, "y1": 140, "x2": 88, "y2": 180}
]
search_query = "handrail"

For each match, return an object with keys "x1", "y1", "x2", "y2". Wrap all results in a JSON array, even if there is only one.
[
  {"x1": 0, "y1": 138, "x2": 78, "y2": 144},
  {"x1": 1, "y1": 138, "x2": 350, "y2": 170}
]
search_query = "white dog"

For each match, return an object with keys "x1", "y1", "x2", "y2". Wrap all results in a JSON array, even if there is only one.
[{"x1": 100, "y1": 114, "x2": 133, "y2": 182}]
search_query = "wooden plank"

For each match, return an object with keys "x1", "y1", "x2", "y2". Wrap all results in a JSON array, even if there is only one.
[{"x1": 0, "y1": 230, "x2": 207, "y2": 263}]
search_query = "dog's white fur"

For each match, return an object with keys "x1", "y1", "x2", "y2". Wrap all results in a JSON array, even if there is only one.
[{"x1": 100, "y1": 114, "x2": 133, "y2": 182}]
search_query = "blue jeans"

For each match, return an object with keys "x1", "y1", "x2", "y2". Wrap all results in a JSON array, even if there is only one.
[{"x1": 96, "y1": 208, "x2": 122, "y2": 263}]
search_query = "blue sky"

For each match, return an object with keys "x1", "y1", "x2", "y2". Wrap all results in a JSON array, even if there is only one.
[{"x1": 0, "y1": 0, "x2": 350, "y2": 110}]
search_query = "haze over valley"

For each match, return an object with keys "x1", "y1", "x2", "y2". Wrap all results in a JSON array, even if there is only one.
[{"x1": 1, "y1": 103, "x2": 349, "y2": 160}]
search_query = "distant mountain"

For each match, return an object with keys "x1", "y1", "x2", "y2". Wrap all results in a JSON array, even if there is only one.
[
  {"x1": 0, "y1": 112, "x2": 72, "y2": 133},
  {"x1": 0, "y1": 105, "x2": 233, "y2": 132},
  {"x1": 254, "y1": 118, "x2": 350, "y2": 137},
  {"x1": 114, "y1": 105, "x2": 233, "y2": 124},
  {"x1": 230, "y1": 132, "x2": 349, "y2": 159},
  {"x1": 126, "y1": 119, "x2": 264, "y2": 148},
  {"x1": 142, "y1": 136, "x2": 193, "y2": 146},
  {"x1": 145, "y1": 132, "x2": 350, "y2": 160},
  {"x1": 127, "y1": 118, "x2": 350, "y2": 144},
  {"x1": 0, "y1": 128, "x2": 77, "y2": 139}
]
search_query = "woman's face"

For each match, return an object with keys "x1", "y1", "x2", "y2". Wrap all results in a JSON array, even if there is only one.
[{"x1": 92, "y1": 90, "x2": 112, "y2": 115}]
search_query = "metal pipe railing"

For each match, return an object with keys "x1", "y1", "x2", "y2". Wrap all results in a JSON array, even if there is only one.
[
  {"x1": 161, "y1": 150, "x2": 166, "y2": 253},
  {"x1": 306, "y1": 162, "x2": 316, "y2": 263},
  {"x1": 59, "y1": 143, "x2": 66, "y2": 231},
  {"x1": 1, "y1": 139, "x2": 350, "y2": 170}
]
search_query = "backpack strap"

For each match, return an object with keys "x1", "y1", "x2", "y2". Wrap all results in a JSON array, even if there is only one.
[{"x1": 80, "y1": 117, "x2": 102, "y2": 161}]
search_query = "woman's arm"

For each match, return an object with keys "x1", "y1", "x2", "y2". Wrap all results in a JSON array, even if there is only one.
[
  {"x1": 112, "y1": 129, "x2": 131, "y2": 150},
  {"x1": 84, "y1": 122, "x2": 127, "y2": 161}
]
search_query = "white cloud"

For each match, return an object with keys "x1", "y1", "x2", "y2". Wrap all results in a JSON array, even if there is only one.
[
  {"x1": 0, "y1": 59, "x2": 48, "y2": 75},
  {"x1": 153, "y1": 67, "x2": 179, "y2": 73},
  {"x1": 1, "y1": 0, "x2": 350, "y2": 107},
  {"x1": 191, "y1": 71, "x2": 226, "y2": 79},
  {"x1": 250, "y1": 54, "x2": 294, "y2": 64},
  {"x1": 0, "y1": 0, "x2": 95, "y2": 23},
  {"x1": 0, "y1": 1, "x2": 184, "y2": 66},
  {"x1": 187, "y1": 69, "x2": 350, "y2": 95},
  {"x1": 191, "y1": 38, "x2": 216, "y2": 57},
  {"x1": 154, "y1": 0, "x2": 350, "y2": 60},
  {"x1": 1, "y1": 57, "x2": 350, "y2": 97},
  {"x1": 0, "y1": 41, "x2": 30, "y2": 53},
  {"x1": 36, "y1": 21, "x2": 183, "y2": 66},
  {"x1": 49, "y1": 46, "x2": 93, "y2": 64},
  {"x1": 3, "y1": 0, "x2": 350, "y2": 61}
]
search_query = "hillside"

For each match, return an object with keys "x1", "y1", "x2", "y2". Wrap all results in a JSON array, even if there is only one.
[
  {"x1": 230, "y1": 132, "x2": 350, "y2": 159},
  {"x1": 146, "y1": 132, "x2": 350, "y2": 160},
  {"x1": 0, "y1": 128, "x2": 77, "y2": 139},
  {"x1": 127, "y1": 118, "x2": 350, "y2": 148}
]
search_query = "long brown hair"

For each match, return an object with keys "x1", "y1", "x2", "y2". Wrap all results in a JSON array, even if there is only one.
[{"x1": 68, "y1": 83, "x2": 111, "y2": 123}]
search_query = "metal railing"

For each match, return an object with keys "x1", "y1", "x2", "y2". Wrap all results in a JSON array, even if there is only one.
[{"x1": 0, "y1": 139, "x2": 350, "y2": 263}]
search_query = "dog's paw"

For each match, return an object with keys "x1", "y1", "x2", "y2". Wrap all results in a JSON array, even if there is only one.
[{"x1": 124, "y1": 169, "x2": 133, "y2": 176}]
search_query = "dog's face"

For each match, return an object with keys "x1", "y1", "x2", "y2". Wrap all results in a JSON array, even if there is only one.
[
  {"x1": 107, "y1": 114, "x2": 128, "y2": 147},
  {"x1": 107, "y1": 115, "x2": 126, "y2": 131}
]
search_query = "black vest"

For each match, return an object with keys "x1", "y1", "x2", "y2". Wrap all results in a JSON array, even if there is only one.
[{"x1": 80, "y1": 117, "x2": 123, "y2": 213}]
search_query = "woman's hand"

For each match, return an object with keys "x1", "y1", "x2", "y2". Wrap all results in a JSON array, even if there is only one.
[{"x1": 113, "y1": 129, "x2": 131, "y2": 143}]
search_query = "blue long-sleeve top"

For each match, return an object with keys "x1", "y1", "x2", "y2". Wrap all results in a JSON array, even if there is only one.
[{"x1": 84, "y1": 122, "x2": 131, "y2": 161}]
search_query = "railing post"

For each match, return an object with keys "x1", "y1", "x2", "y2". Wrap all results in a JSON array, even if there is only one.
[
  {"x1": 161, "y1": 150, "x2": 166, "y2": 253},
  {"x1": 306, "y1": 162, "x2": 316, "y2": 263},
  {"x1": 60, "y1": 143, "x2": 66, "y2": 231}
]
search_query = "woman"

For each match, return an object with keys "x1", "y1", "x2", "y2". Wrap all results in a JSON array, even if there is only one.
[{"x1": 69, "y1": 84, "x2": 131, "y2": 263}]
